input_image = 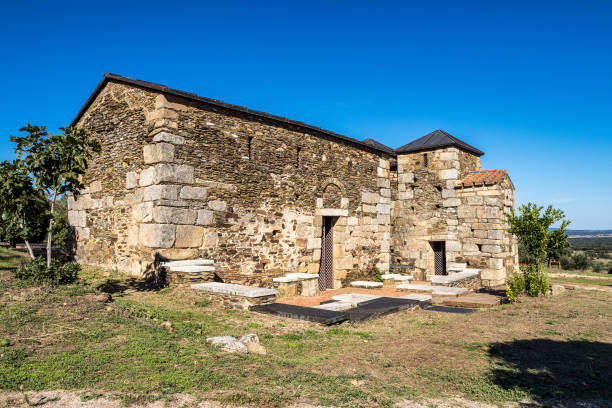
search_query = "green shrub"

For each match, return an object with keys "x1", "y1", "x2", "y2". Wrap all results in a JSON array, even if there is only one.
[
  {"x1": 506, "y1": 265, "x2": 548, "y2": 301},
  {"x1": 608, "y1": 262, "x2": 612, "y2": 274},
  {"x1": 505, "y1": 271, "x2": 525, "y2": 302},
  {"x1": 560, "y1": 255, "x2": 574, "y2": 270},
  {"x1": 372, "y1": 267, "x2": 383, "y2": 283},
  {"x1": 571, "y1": 252, "x2": 591, "y2": 271},
  {"x1": 13, "y1": 257, "x2": 80, "y2": 285},
  {"x1": 592, "y1": 262, "x2": 604, "y2": 273}
]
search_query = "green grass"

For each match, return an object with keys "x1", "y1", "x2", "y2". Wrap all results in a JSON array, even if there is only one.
[
  {"x1": 550, "y1": 276, "x2": 612, "y2": 287},
  {"x1": 0, "y1": 247, "x2": 25, "y2": 270},
  {"x1": 0, "y1": 265, "x2": 611, "y2": 406}
]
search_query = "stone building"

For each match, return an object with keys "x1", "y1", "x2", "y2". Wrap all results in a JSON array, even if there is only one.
[{"x1": 68, "y1": 73, "x2": 517, "y2": 288}]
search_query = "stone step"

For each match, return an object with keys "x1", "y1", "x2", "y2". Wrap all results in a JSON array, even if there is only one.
[
  {"x1": 168, "y1": 265, "x2": 215, "y2": 273},
  {"x1": 331, "y1": 293, "x2": 382, "y2": 306},
  {"x1": 429, "y1": 270, "x2": 479, "y2": 285},
  {"x1": 313, "y1": 301, "x2": 355, "y2": 311},
  {"x1": 285, "y1": 273, "x2": 318, "y2": 280},
  {"x1": 396, "y1": 284, "x2": 467, "y2": 296},
  {"x1": 350, "y1": 281, "x2": 383, "y2": 289},
  {"x1": 272, "y1": 276, "x2": 299, "y2": 283},
  {"x1": 381, "y1": 274, "x2": 413, "y2": 282},
  {"x1": 399, "y1": 294, "x2": 432, "y2": 302},
  {"x1": 162, "y1": 259, "x2": 214, "y2": 267},
  {"x1": 191, "y1": 282, "x2": 276, "y2": 298}
]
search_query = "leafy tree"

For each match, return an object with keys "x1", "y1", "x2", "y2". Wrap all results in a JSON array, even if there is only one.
[
  {"x1": 505, "y1": 203, "x2": 570, "y2": 298},
  {"x1": 505, "y1": 203, "x2": 570, "y2": 279},
  {"x1": 10, "y1": 125, "x2": 100, "y2": 267},
  {"x1": 51, "y1": 195, "x2": 69, "y2": 248},
  {"x1": 0, "y1": 160, "x2": 49, "y2": 258}
]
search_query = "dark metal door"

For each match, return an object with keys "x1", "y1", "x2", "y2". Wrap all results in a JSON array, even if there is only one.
[
  {"x1": 432, "y1": 241, "x2": 446, "y2": 275},
  {"x1": 319, "y1": 216, "x2": 335, "y2": 290}
]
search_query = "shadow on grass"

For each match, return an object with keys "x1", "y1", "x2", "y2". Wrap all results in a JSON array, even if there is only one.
[{"x1": 488, "y1": 339, "x2": 612, "y2": 402}]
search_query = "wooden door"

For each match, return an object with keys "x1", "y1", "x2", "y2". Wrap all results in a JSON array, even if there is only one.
[
  {"x1": 432, "y1": 241, "x2": 447, "y2": 276},
  {"x1": 319, "y1": 216, "x2": 335, "y2": 290}
]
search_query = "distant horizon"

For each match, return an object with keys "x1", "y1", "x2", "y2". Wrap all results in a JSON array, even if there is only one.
[{"x1": 1, "y1": 1, "x2": 611, "y2": 229}]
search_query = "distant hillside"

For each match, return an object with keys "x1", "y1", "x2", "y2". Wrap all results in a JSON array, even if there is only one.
[{"x1": 566, "y1": 230, "x2": 612, "y2": 238}]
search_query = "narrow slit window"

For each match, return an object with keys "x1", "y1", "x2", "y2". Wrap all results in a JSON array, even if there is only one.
[
  {"x1": 296, "y1": 147, "x2": 301, "y2": 168},
  {"x1": 423, "y1": 153, "x2": 428, "y2": 168},
  {"x1": 247, "y1": 136, "x2": 253, "y2": 160}
]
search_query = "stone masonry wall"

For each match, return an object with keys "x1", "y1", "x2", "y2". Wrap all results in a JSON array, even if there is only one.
[
  {"x1": 391, "y1": 147, "x2": 516, "y2": 285},
  {"x1": 70, "y1": 81, "x2": 393, "y2": 287}
]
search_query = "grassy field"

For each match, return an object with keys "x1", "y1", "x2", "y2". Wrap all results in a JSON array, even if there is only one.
[{"x1": 1, "y1": 250, "x2": 611, "y2": 407}]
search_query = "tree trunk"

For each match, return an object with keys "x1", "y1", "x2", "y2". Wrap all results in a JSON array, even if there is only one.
[
  {"x1": 24, "y1": 239, "x2": 35, "y2": 260},
  {"x1": 46, "y1": 190, "x2": 57, "y2": 268}
]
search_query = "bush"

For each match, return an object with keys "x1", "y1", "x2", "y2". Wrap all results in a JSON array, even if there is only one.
[
  {"x1": 592, "y1": 262, "x2": 604, "y2": 273},
  {"x1": 560, "y1": 255, "x2": 574, "y2": 270},
  {"x1": 14, "y1": 257, "x2": 80, "y2": 285},
  {"x1": 608, "y1": 262, "x2": 612, "y2": 274},
  {"x1": 571, "y1": 252, "x2": 591, "y2": 271},
  {"x1": 373, "y1": 267, "x2": 383, "y2": 283},
  {"x1": 506, "y1": 265, "x2": 548, "y2": 301},
  {"x1": 505, "y1": 271, "x2": 525, "y2": 302}
]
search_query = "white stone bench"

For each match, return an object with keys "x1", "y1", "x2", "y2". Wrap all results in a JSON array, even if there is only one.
[
  {"x1": 430, "y1": 270, "x2": 479, "y2": 285},
  {"x1": 280, "y1": 273, "x2": 319, "y2": 297},
  {"x1": 381, "y1": 273, "x2": 413, "y2": 284},
  {"x1": 332, "y1": 293, "x2": 381, "y2": 306},
  {"x1": 162, "y1": 259, "x2": 214, "y2": 267},
  {"x1": 397, "y1": 284, "x2": 467, "y2": 296},
  {"x1": 167, "y1": 265, "x2": 216, "y2": 273},
  {"x1": 399, "y1": 294, "x2": 432, "y2": 302},
  {"x1": 191, "y1": 282, "x2": 276, "y2": 298},
  {"x1": 350, "y1": 281, "x2": 383, "y2": 289},
  {"x1": 162, "y1": 259, "x2": 216, "y2": 285}
]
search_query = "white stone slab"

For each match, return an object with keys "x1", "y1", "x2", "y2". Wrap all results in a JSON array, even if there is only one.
[
  {"x1": 191, "y1": 282, "x2": 276, "y2": 298},
  {"x1": 432, "y1": 287, "x2": 468, "y2": 295},
  {"x1": 331, "y1": 293, "x2": 381, "y2": 305},
  {"x1": 397, "y1": 284, "x2": 466, "y2": 296},
  {"x1": 397, "y1": 284, "x2": 435, "y2": 292},
  {"x1": 285, "y1": 273, "x2": 318, "y2": 280},
  {"x1": 448, "y1": 267, "x2": 481, "y2": 274},
  {"x1": 400, "y1": 294, "x2": 432, "y2": 302},
  {"x1": 273, "y1": 276, "x2": 299, "y2": 283},
  {"x1": 169, "y1": 265, "x2": 215, "y2": 273},
  {"x1": 313, "y1": 301, "x2": 354, "y2": 311},
  {"x1": 350, "y1": 281, "x2": 383, "y2": 289},
  {"x1": 430, "y1": 270, "x2": 479, "y2": 285},
  {"x1": 162, "y1": 259, "x2": 214, "y2": 267},
  {"x1": 320, "y1": 208, "x2": 348, "y2": 217},
  {"x1": 381, "y1": 273, "x2": 413, "y2": 282}
]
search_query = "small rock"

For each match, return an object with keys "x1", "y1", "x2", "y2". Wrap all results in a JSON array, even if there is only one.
[
  {"x1": 551, "y1": 284, "x2": 566, "y2": 296},
  {"x1": 206, "y1": 336, "x2": 248, "y2": 354},
  {"x1": 160, "y1": 321, "x2": 174, "y2": 332},
  {"x1": 95, "y1": 293, "x2": 111, "y2": 303},
  {"x1": 105, "y1": 306, "x2": 113, "y2": 312},
  {"x1": 238, "y1": 333, "x2": 259, "y2": 345},
  {"x1": 245, "y1": 342, "x2": 266, "y2": 355}
]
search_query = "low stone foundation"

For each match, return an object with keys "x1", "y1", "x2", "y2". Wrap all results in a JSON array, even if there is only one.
[
  {"x1": 166, "y1": 270, "x2": 215, "y2": 286},
  {"x1": 205, "y1": 292, "x2": 276, "y2": 310}
]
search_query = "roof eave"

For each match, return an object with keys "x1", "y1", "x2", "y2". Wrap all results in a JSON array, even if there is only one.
[{"x1": 70, "y1": 73, "x2": 397, "y2": 158}]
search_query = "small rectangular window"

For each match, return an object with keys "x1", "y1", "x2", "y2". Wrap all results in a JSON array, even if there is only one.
[
  {"x1": 247, "y1": 136, "x2": 253, "y2": 160},
  {"x1": 296, "y1": 147, "x2": 301, "y2": 168},
  {"x1": 423, "y1": 153, "x2": 428, "y2": 168}
]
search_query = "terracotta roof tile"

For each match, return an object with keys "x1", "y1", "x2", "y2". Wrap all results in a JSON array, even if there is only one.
[{"x1": 456, "y1": 169, "x2": 508, "y2": 188}]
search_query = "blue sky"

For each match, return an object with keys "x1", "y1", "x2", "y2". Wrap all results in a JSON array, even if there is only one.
[{"x1": 1, "y1": 1, "x2": 611, "y2": 228}]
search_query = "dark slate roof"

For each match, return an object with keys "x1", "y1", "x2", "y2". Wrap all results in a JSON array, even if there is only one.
[
  {"x1": 70, "y1": 73, "x2": 395, "y2": 157},
  {"x1": 395, "y1": 129, "x2": 484, "y2": 156},
  {"x1": 361, "y1": 138, "x2": 395, "y2": 154},
  {"x1": 456, "y1": 170, "x2": 508, "y2": 188}
]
